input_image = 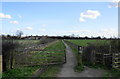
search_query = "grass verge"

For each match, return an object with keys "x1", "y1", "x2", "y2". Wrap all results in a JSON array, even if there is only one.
[{"x1": 2, "y1": 66, "x2": 40, "y2": 78}]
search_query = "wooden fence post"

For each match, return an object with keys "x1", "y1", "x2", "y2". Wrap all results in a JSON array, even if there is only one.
[
  {"x1": 0, "y1": 55, "x2": 2, "y2": 78},
  {"x1": 64, "y1": 49, "x2": 66, "y2": 63},
  {"x1": 0, "y1": 37, "x2": 2, "y2": 77},
  {"x1": 78, "y1": 46, "x2": 83, "y2": 66}
]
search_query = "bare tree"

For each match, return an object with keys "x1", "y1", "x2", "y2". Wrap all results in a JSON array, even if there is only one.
[
  {"x1": 71, "y1": 34, "x2": 75, "y2": 37},
  {"x1": 16, "y1": 30, "x2": 23, "y2": 38}
]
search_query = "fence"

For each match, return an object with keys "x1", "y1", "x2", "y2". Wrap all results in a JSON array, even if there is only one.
[
  {"x1": 64, "y1": 40, "x2": 120, "y2": 70},
  {"x1": 14, "y1": 48, "x2": 66, "y2": 68},
  {"x1": 2, "y1": 39, "x2": 66, "y2": 77},
  {"x1": 64, "y1": 40, "x2": 79, "y2": 51},
  {"x1": 112, "y1": 53, "x2": 120, "y2": 69},
  {"x1": 94, "y1": 53, "x2": 112, "y2": 68}
]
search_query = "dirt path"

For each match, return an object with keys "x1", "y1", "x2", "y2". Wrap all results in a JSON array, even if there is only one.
[{"x1": 57, "y1": 41, "x2": 105, "y2": 77}]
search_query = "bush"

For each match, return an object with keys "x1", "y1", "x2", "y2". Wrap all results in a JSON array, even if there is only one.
[
  {"x1": 110, "y1": 40, "x2": 120, "y2": 53},
  {"x1": 2, "y1": 40, "x2": 19, "y2": 71},
  {"x1": 39, "y1": 37, "x2": 55, "y2": 44},
  {"x1": 74, "y1": 65, "x2": 84, "y2": 72}
]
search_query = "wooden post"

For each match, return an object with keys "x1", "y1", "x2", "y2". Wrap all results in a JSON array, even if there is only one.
[
  {"x1": 64, "y1": 49, "x2": 66, "y2": 63},
  {"x1": 0, "y1": 37, "x2": 2, "y2": 78},
  {"x1": 0, "y1": 55, "x2": 2, "y2": 78},
  {"x1": 78, "y1": 46, "x2": 83, "y2": 66}
]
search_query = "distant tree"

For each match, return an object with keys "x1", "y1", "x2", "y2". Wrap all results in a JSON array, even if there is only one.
[
  {"x1": 97, "y1": 36, "x2": 101, "y2": 39},
  {"x1": 102, "y1": 36, "x2": 106, "y2": 39},
  {"x1": 16, "y1": 30, "x2": 23, "y2": 38},
  {"x1": 85, "y1": 36, "x2": 88, "y2": 39},
  {"x1": 91, "y1": 36, "x2": 94, "y2": 38},
  {"x1": 7, "y1": 35, "x2": 11, "y2": 38},
  {"x1": 71, "y1": 34, "x2": 75, "y2": 38}
]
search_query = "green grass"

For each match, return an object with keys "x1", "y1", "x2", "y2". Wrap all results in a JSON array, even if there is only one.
[
  {"x1": 2, "y1": 66, "x2": 40, "y2": 78},
  {"x1": 74, "y1": 65, "x2": 84, "y2": 72},
  {"x1": 67, "y1": 39, "x2": 109, "y2": 46},
  {"x1": 103, "y1": 68, "x2": 120, "y2": 78},
  {"x1": 45, "y1": 40, "x2": 66, "y2": 50}
]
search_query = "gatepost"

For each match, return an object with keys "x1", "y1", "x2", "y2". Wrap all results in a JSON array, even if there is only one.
[
  {"x1": 0, "y1": 37, "x2": 2, "y2": 78},
  {"x1": 78, "y1": 46, "x2": 83, "y2": 66}
]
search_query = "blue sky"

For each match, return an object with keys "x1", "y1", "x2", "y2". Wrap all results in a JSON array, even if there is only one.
[{"x1": 0, "y1": 2, "x2": 118, "y2": 37}]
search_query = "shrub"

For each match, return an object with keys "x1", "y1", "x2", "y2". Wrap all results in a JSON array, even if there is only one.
[
  {"x1": 74, "y1": 65, "x2": 84, "y2": 72},
  {"x1": 2, "y1": 40, "x2": 19, "y2": 71}
]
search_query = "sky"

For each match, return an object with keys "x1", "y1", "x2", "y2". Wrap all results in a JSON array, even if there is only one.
[{"x1": 0, "y1": 2, "x2": 119, "y2": 37}]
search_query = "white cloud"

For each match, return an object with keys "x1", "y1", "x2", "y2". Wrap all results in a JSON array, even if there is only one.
[
  {"x1": 26, "y1": 27, "x2": 33, "y2": 30},
  {"x1": 79, "y1": 17, "x2": 85, "y2": 22},
  {"x1": 79, "y1": 10, "x2": 101, "y2": 22},
  {"x1": 10, "y1": 21, "x2": 19, "y2": 24},
  {"x1": 0, "y1": 13, "x2": 12, "y2": 19}
]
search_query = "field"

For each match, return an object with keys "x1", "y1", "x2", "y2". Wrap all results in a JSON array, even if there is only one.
[
  {"x1": 15, "y1": 40, "x2": 41, "y2": 48},
  {"x1": 2, "y1": 40, "x2": 66, "y2": 78},
  {"x1": 67, "y1": 39, "x2": 110, "y2": 46},
  {"x1": 45, "y1": 40, "x2": 65, "y2": 50}
]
